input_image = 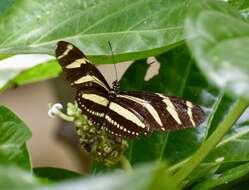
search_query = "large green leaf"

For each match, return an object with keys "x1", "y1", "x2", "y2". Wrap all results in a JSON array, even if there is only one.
[
  {"x1": 0, "y1": 55, "x2": 56, "y2": 91},
  {"x1": 0, "y1": 165, "x2": 40, "y2": 190},
  {"x1": 0, "y1": 163, "x2": 178, "y2": 190},
  {"x1": 0, "y1": 0, "x2": 194, "y2": 92},
  {"x1": 0, "y1": 0, "x2": 15, "y2": 17},
  {"x1": 228, "y1": 0, "x2": 249, "y2": 11},
  {"x1": 0, "y1": 0, "x2": 189, "y2": 63},
  {"x1": 0, "y1": 105, "x2": 32, "y2": 170},
  {"x1": 38, "y1": 163, "x2": 178, "y2": 190},
  {"x1": 192, "y1": 162, "x2": 249, "y2": 190},
  {"x1": 186, "y1": 117, "x2": 249, "y2": 188},
  {"x1": 225, "y1": 174, "x2": 249, "y2": 190},
  {"x1": 185, "y1": 0, "x2": 249, "y2": 101},
  {"x1": 34, "y1": 167, "x2": 82, "y2": 182},
  {"x1": 205, "y1": 118, "x2": 249, "y2": 164}
]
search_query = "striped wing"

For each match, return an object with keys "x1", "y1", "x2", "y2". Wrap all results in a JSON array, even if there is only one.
[
  {"x1": 102, "y1": 91, "x2": 205, "y2": 137},
  {"x1": 56, "y1": 41, "x2": 110, "y2": 93},
  {"x1": 56, "y1": 41, "x2": 110, "y2": 126},
  {"x1": 76, "y1": 90, "x2": 109, "y2": 127}
]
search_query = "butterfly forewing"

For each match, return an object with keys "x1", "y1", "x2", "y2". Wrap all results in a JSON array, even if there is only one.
[
  {"x1": 56, "y1": 41, "x2": 110, "y2": 93},
  {"x1": 56, "y1": 41, "x2": 205, "y2": 138},
  {"x1": 56, "y1": 41, "x2": 110, "y2": 127}
]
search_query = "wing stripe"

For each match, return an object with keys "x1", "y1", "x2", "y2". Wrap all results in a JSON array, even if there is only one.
[
  {"x1": 76, "y1": 93, "x2": 108, "y2": 128},
  {"x1": 82, "y1": 93, "x2": 109, "y2": 106},
  {"x1": 75, "y1": 75, "x2": 109, "y2": 91},
  {"x1": 157, "y1": 94, "x2": 182, "y2": 125},
  {"x1": 163, "y1": 97, "x2": 182, "y2": 125},
  {"x1": 109, "y1": 102, "x2": 145, "y2": 129},
  {"x1": 118, "y1": 95, "x2": 163, "y2": 127},
  {"x1": 58, "y1": 44, "x2": 74, "y2": 59},
  {"x1": 80, "y1": 103, "x2": 105, "y2": 117},
  {"x1": 104, "y1": 115, "x2": 139, "y2": 136},
  {"x1": 186, "y1": 101, "x2": 196, "y2": 126},
  {"x1": 65, "y1": 58, "x2": 88, "y2": 69}
]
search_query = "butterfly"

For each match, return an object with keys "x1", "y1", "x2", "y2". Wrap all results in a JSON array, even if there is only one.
[{"x1": 55, "y1": 41, "x2": 205, "y2": 138}]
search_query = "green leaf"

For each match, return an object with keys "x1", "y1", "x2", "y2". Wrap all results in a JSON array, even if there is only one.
[
  {"x1": 0, "y1": 0, "x2": 194, "y2": 92},
  {"x1": 174, "y1": 98, "x2": 248, "y2": 187},
  {"x1": 228, "y1": 0, "x2": 249, "y2": 11},
  {"x1": 15, "y1": 144, "x2": 32, "y2": 171},
  {"x1": 0, "y1": 162, "x2": 178, "y2": 190},
  {"x1": 0, "y1": 162, "x2": 179, "y2": 190},
  {"x1": 225, "y1": 175, "x2": 249, "y2": 190},
  {"x1": 185, "y1": 0, "x2": 249, "y2": 101},
  {"x1": 0, "y1": 165, "x2": 39, "y2": 190},
  {"x1": 186, "y1": 162, "x2": 222, "y2": 186},
  {"x1": 0, "y1": 105, "x2": 32, "y2": 170},
  {"x1": 205, "y1": 118, "x2": 249, "y2": 164},
  {"x1": 13, "y1": 60, "x2": 61, "y2": 86},
  {"x1": 0, "y1": 55, "x2": 56, "y2": 91},
  {"x1": 192, "y1": 162, "x2": 249, "y2": 190},
  {"x1": 34, "y1": 167, "x2": 82, "y2": 182},
  {"x1": 38, "y1": 163, "x2": 178, "y2": 190},
  {"x1": 0, "y1": 0, "x2": 190, "y2": 63},
  {"x1": 0, "y1": 0, "x2": 15, "y2": 17},
  {"x1": 145, "y1": 164, "x2": 178, "y2": 190}
]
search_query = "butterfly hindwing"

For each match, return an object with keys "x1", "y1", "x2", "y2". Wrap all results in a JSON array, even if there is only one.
[
  {"x1": 107, "y1": 91, "x2": 205, "y2": 137},
  {"x1": 76, "y1": 90, "x2": 109, "y2": 127},
  {"x1": 102, "y1": 100, "x2": 150, "y2": 137}
]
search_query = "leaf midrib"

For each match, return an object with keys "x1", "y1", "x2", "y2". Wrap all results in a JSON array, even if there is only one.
[
  {"x1": 196, "y1": 10, "x2": 249, "y2": 58},
  {"x1": 33, "y1": 0, "x2": 143, "y2": 44},
  {"x1": 30, "y1": 27, "x2": 183, "y2": 48},
  {"x1": 216, "y1": 127, "x2": 249, "y2": 148}
]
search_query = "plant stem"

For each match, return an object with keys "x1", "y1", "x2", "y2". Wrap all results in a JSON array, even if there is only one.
[
  {"x1": 120, "y1": 155, "x2": 133, "y2": 172},
  {"x1": 174, "y1": 97, "x2": 249, "y2": 187},
  {"x1": 56, "y1": 111, "x2": 74, "y2": 122},
  {"x1": 169, "y1": 158, "x2": 189, "y2": 173}
]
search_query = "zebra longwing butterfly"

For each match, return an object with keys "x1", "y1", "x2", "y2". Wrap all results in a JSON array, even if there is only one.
[{"x1": 56, "y1": 41, "x2": 205, "y2": 138}]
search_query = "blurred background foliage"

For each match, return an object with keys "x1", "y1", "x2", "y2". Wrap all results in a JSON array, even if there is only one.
[{"x1": 0, "y1": 0, "x2": 249, "y2": 189}]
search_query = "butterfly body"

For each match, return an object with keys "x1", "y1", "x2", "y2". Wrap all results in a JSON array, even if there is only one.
[{"x1": 56, "y1": 41, "x2": 205, "y2": 138}]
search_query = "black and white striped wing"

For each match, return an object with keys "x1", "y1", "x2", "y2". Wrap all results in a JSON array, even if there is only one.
[
  {"x1": 56, "y1": 41, "x2": 205, "y2": 138},
  {"x1": 56, "y1": 41, "x2": 110, "y2": 126},
  {"x1": 102, "y1": 91, "x2": 205, "y2": 137},
  {"x1": 56, "y1": 41, "x2": 110, "y2": 93}
]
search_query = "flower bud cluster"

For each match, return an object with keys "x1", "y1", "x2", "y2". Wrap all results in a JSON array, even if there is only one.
[{"x1": 67, "y1": 102, "x2": 128, "y2": 167}]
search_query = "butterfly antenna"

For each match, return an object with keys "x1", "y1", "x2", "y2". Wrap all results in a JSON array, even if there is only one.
[{"x1": 108, "y1": 41, "x2": 118, "y2": 82}]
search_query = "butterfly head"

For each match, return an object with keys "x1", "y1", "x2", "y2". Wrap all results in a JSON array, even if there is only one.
[{"x1": 112, "y1": 80, "x2": 120, "y2": 93}]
